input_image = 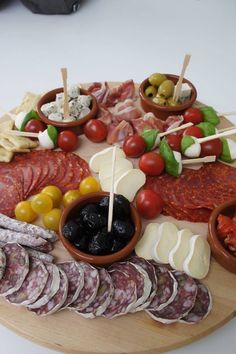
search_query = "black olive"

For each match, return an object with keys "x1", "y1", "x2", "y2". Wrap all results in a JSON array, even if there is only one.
[
  {"x1": 83, "y1": 212, "x2": 107, "y2": 230},
  {"x1": 80, "y1": 203, "x2": 99, "y2": 218},
  {"x1": 74, "y1": 234, "x2": 89, "y2": 252},
  {"x1": 88, "y1": 228, "x2": 113, "y2": 255},
  {"x1": 99, "y1": 196, "x2": 109, "y2": 215},
  {"x1": 112, "y1": 219, "x2": 134, "y2": 241},
  {"x1": 111, "y1": 238, "x2": 126, "y2": 253},
  {"x1": 114, "y1": 194, "x2": 131, "y2": 219},
  {"x1": 62, "y1": 220, "x2": 80, "y2": 242}
]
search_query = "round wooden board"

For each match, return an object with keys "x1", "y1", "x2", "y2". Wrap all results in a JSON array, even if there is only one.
[{"x1": 1, "y1": 83, "x2": 236, "y2": 354}]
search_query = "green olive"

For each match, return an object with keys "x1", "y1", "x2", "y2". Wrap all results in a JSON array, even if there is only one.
[
  {"x1": 145, "y1": 85, "x2": 157, "y2": 98},
  {"x1": 153, "y1": 96, "x2": 166, "y2": 106},
  {"x1": 167, "y1": 97, "x2": 181, "y2": 107},
  {"x1": 148, "y1": 73, "x2": 167, "y2": 87},
  {"x1": 158, "y1": 80, "x2": 175, "y2": 98}
]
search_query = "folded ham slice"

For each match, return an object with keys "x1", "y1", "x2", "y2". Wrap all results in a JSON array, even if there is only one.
[
  {"x1": 131, "y1": 113, "x2": 164, "y2": 134},
  {"x1": 107, "y1": 120, "x2": 134, "y2": 145},
  {"x1": 112, "y1": 99, "x2": 142, "y2": 123}
]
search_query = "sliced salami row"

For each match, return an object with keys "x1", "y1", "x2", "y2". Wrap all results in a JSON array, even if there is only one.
[
  {"x1": 0, "y1": 244, "x2": 212, "y2": 324},
  {"x1": 0, "y1": 150, "x2": 90, "y2": 217},
  {"x1": 145, "y1": 161, "x2": 236, "y2": 222}
]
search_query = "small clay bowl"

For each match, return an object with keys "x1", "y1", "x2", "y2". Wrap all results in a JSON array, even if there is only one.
[
  {"x1": 139, "y1": 74, "x2": 197, "y2": 120},
  {"x1": 59, "y1": 192, "x2": 142, "y2": 267},
  {"x1": 37, "y1": 87, "x2": 98, "y2": 134},
  {"x1": 208, "y1": 199, "x2": 236, "y2": 274}
]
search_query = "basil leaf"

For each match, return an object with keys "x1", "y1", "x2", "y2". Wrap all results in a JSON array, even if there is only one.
[
  {"x1": 181, "y1": 136, "x2": 195, "y2": 154},
  {"x1": 47, "y1": 125, "x2": 58, "y2": 147},
  {"x1": 20, "y1": 110, "x2": 40, "y2": 131},
  {"x1": 197, "y1": 122, "x2": 216, "y2": 137},
  {"x1": 200, "y1": 106, "x2": 220, "y2": 126},
  {"x1": 142, "y1": 128, "x2": 158, "y2": 151},
  {"x1": 220, "y1": 137, "x2": 233, "y2": 163},
  {"x1": 159, "y1": 139, "x2": 180, "y2": 177}
]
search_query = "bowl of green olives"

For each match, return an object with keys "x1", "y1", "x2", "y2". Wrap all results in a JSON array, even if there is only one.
[
  {"x1": 139, "y1": 73, "x2": 197, "y2": 120},
  {"x1": 59, "y1": 192, "x2": 141, "y2": 266}
]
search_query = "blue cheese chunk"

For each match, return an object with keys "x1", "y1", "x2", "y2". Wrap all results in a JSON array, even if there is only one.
[{"x1": 176, "y1": 83, "x2": 192, "y2": 103}]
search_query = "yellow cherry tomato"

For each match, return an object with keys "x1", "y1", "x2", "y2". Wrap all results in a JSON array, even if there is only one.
[
  {"x1": 15, "y1": 201, "x2": 37, "y2": 222},
  {"x1": 79, "y1": 176, "x2": 100, "y2": 195},
  {"x1": 43, "y1": 208, "x2": 62, "y2": 231},
  {"x1": 41, "y1": 185, "x2": 62, "y2": 207},
  {"x1": 31, "y1": 193, "x2": 53, "y2": 214},
  {"x1": 62, "y1": 190, "x2": 81, "y2": 208}
]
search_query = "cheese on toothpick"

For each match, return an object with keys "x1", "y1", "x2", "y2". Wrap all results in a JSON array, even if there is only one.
[
  {"x1": 89, "y1": 147, "x2": 125, "y2": 173},
  {"x1": 114, "y1": 169, "x2": 146, "y2": 202}
]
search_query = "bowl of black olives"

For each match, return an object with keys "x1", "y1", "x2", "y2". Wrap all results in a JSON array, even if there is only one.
[
  {"x1": 59, "y1": 192, "x2": 141, "y2": 266},
  {"x1": 139, "y1": 74, "x2": 197, "y2": 120}
]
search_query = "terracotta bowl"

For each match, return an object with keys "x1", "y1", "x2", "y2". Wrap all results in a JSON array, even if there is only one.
[
  {"x1": 37, "y1": 87, "x2": 98, "y2": 134},
  {"x1": 59, "y1": 192, "x2": 142, "y2": 267},
  {"x1": 208, "y1": 199, "x2": 236, "y2": 273},
  {"x1": 139, "y1": 74, "x2": 197, "y2": 120}
]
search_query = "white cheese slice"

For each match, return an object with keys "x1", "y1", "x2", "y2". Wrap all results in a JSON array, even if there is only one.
[
  {"x1": 89, "y1": 147, "x2": 125, "y2": 173},
  {"x1": 183, "y1": 235, "x2": 211, "y2": 279},
  {"x1": 135, "y1": 223, "x2": 160, "y2": 260},
  {"x1": 184, "y1": 137, "x2": 201, "y2": 158},
  {"x1": 152, "y1": 222, "x2": 179, "y2": 264},
  {"x1": 169, "y1": 228, "x2": 193, "y2": 271},
  {"x1": 114, "y1": 169, "x2": 146, "y2": 202}
]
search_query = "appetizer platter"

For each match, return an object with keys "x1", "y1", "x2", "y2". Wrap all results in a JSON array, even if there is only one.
[{"x1": 1, "y1": 65, "x2": 236, "y2": 354}]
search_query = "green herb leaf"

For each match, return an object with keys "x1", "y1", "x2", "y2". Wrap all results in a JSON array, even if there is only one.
[
  {"x1": 159, "y1": 139, "x2": 180, "y2": 177},
  {"x1": 220, "y1": 138, "x2": 233, "y2": 163},
  {"x1": 20, "y1": 110, "x2": 40, "y2": 131},
  {"x1": 181, "y1": 136, "x2": 195, "y2": 153},
  {"x1": 200, "y1": 106, "x2": 220, "y2": 126},
  {"x1": 196, "y1": 122, "x2": 216, "y2": 137},
  {"x1": 47, "y1": 125, "x2": 58, "y2": 147},
  {"x1": 142, "y1": 128, "x2": 159, "y2": 151}
]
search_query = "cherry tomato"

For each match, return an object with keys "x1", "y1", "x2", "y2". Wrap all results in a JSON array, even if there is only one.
[
  {"x1": 43, "y1": 208, "x2": 62, "y2": 231},
  {"x1": 183, "y1": 126, "x2": 204, "y2": 138},
  {"x1": 79, "y1": 176, "x2": 101, "y2": 195},
  {"x1": 62, "y1": 190, "x2": 81, "y2": 207},
  {"x1": 15, "y1": 201, "x2": 37, "y2": 222},
  {"x1": 123, "y1": 135, "x2": 146, "y2": 157},
  {"x1": 183, "y1": 108, "x2": 203, "y2": 125},
  {"x1": 200, "y1": 138, "x2": 223, "y2": 158},
  {"x1": 31, "y1": 193, "x2": 53, "y2": 214},
  {"x1": 24, "y1": 119, "x2": 46, "y2": 133},
  {"x1": 139, "y1": 152, "x2": 165, "y2": 176},
  {"x1": 136, "y1": 189, "x2": 164, "y2": 219},
  {"x1": 58, "y1": 130, "x2": 79, "y2": 152},
  {"x1": 41, "y1": 186, "x2": 62, "y2": 207},
  {"x1": 166, "y1": 135, "x2": 182, "y2": 152},
  {"x1": 84, "y1": 119, "x2": 108, "y2": 143}
]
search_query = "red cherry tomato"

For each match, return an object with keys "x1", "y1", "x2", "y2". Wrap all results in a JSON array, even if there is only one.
[
  {"x1": 24, "y1": 119, "x2": 46, "y2": 133},
  {"x1": 58, "y1": 130, "x2": 79, "y2": 152},
  {"x1": 123, "y1": 135, "x2": 146, "y2": 157},
  {"x1": 200, "y1": 138, "x2": 222, "y2": 158},
  {"x1": 139, "y1": 152, "x2": 165, "y2": 176},
  {"x1": 136, "y1": 189, "x2": 164, "y2": 219},
  {"x1": 183, "y1": 126, "x2": 204, "y2": 138},
  {"x1": 166, "y1": 134, "x2": 182, "y2": 152},
  {"x1": 84, "y1": 119, "x2": 108, "y2": 143},
  {"x1": 183, "y1": 108, "x2": 203, "y2": 125}
]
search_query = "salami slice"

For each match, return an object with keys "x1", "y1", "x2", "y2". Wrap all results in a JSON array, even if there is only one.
[
  {"x1": 0, "y1": 228, "x2": 49, "y2": 248},
  {"x1": 68, "y1": 262, "x2": 99, "y2": 311},
  {"x1": 0, "y1": 174, "x2": 22, "y2": 217},
  {"x1": 24, "y1": 248, "x2": 54, "y2": 263},
  {"x1": 0, "y1": 213, "x2": 58, "y2": 242},
  {"x1": 0, "y1": 243, "x2": 29, "y2": 296},
  {"x1": 58, "y1": 261, "x2": 84, "y2": 309},
  {"x1": 31, "y1": 268, "x2": 68, "y2": 316},
  {"x1": 129, "y1": 256, "x2": 157, "y2": 309},
  {"x1": 28, "y1": 263, "x2": 60, "y2": 309},
  {"x1": 77, "y1": 268, "x2": 114, "y2": 318},
  {"x1": 0, "y1": 247, "x2": 6, "y2": 280},
  {"x1": 180, "y1": 281, "x2": 212, "y2": 324},
  {"x1": 103, "y1": 269, "x2": 137, "y2": 319},
  {"x1": 147, "y1": 263, "x2": 178, "y2": 312},
  {"x1": 147, "y1": 271, "x2": 197, "y2": 324},
  {"x1": 6, "y1": 257, "x2": 48, "y2": 306}
]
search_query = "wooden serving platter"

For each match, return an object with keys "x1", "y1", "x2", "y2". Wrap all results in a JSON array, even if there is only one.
[{"x1": 0, "y1": 83, "x2": 236, "y2": 354}]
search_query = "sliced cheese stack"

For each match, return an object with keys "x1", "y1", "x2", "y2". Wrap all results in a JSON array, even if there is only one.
[
  {"x1": 152, "y1": 222, "x2": 178, "y2": 264},
  {"x1": 169, "y1": 228, "x2": 193, "y2": 271},
  {"x1": 89, "y1": 147, "x2": 146, "y2": 202},
  {"x1": 135, "y1": 223, "x2": 159, "y2": 259}
]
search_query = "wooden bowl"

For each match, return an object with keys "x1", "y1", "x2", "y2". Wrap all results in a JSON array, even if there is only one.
[
  {"x1": 59, "y1": 192, "x2": 142, "y2": 267},
  {"x1": 139, "y1": 74, "x2": 197, "y2": 120},
  {"x1": 208, "y1": 199, "x2": 236, "y2": 273},
  {"x1": 37, "y1": 87, "x2": 98, "y2": 134}
]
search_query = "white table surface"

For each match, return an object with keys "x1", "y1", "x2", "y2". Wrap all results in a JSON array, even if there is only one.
[{"x1": 0, "y1": 0, "x2": 236, "y2": 353}]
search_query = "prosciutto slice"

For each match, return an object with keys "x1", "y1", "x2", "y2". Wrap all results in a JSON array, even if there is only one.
[
  {"x1": 107, "y1": 120, "x2": 133, "y2": 145},
  {"x1": 112, "y1": 99, "x2": 142, "y2": 123},
  {"x1": 131, "y1": 112, "x2": 164, "y2": 134}
]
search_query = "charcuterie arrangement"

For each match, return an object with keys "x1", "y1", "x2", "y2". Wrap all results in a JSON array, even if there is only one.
[{"x1": 1, "y1": 65, "x2": 236, "y2": 350}]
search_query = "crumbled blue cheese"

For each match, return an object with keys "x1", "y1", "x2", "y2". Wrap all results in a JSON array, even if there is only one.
[{"x1": 176, "y1": 83, "x2": 192, "y2": 103}]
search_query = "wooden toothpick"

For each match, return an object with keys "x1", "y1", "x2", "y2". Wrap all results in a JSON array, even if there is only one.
[
  {"x1": 107, "y1": 146, "x2": 117, "y2": 233},
  {"x1": 5, "y1": 130, "x2": 39, "y2": 138},
  {"x1": 61, "y1": 67, "x2": 70, "y2": 119},
  {"x1": 173, "y1": 54, "x2": 191, "y2": 102},
  {"x1": 198, "y1": 128, "x2": 236, "y2": 143},
  {"x1": 159, "y1": 122, "x2": 193, "y2": 138},
  {"x1": 182, "y1": 155, "x2": 216, "y2": 165}
]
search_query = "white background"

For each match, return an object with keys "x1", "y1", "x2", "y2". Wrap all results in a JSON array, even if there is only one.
[{"x1": 0, "y1": 0, "x2": 236, "y2": 353}]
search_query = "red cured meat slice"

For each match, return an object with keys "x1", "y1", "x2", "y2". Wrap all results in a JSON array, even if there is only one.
[
  {"x1": 58, "y1": 261, "x2": 84, "y2": 309},
  {"x1": 78, "y1": 268, "x2": 114, "y2": 318},
  {"x1": 31, "y1": 268, "x2": 68, "y2": 316},
  {"x1": 69, "y1": 262, "x2": 99, "y2": 311},
  {"x1": 0, "y1": 247, "x2": 6, "y2": 280},
  {"x1": 6, "y1": 257, "x2": 48, "y2": 306},
  {"x1": 103, "y1": 269, "x2": 137, "y2": 318},
  {"x1": 112, "y1": 99, "x2": 142, "y2": 123},
  {"x1": 164, "y1": 115, "x2": 184, "y2": 131},
  {"x1": 147, "y1": 263, "x2": 178, "y2": 312},
  {"x1": 180, "y1": 281, "x2": 212, "y2": 324},
  {"x1": 107, "y1": 120, "x2": 133, "y2": 145},
  {"x1": 0, "y1": 173, "x2": 22, "y2": 217},
  {"x1": 0, "y1": 243, "x2": 29, "y2": 296},
  {"x1": 131, "y1": 113, "x2": 164, "y2": 135},
  {"x1": 147, "y1": 271, "x2": 197, "y2": 324},
  {"x1": 97, "y1": 105, "x2": 113, "y2": 126}
]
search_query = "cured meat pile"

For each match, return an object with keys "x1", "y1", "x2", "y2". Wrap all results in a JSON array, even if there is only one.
[
  {"x1": 145, "y1": 161, "x2": 236, "y2": 222},
  {"x1": 0, "y1": 150, "x2": 90, "y2": 217},
  {"x1": 0, "y1": 246, "x2": 212, "y2": 323}
]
